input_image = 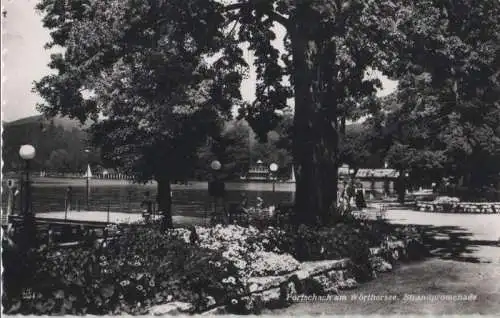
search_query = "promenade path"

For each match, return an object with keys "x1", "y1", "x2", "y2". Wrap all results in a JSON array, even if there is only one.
[
  {"x1": 267, "y1": 207, "x2": 500, "y2": 315},
  {"x1": 35, "y1": 211, "x2": 208, "y2": 226}
]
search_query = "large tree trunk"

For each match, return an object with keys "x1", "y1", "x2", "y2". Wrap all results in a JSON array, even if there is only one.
[
  {"x1": 290, "y1": 8, "x2": 339, "y2": 226},
  {"x1": 156, "y1": 176, "x2": 173, "y2": 230}
]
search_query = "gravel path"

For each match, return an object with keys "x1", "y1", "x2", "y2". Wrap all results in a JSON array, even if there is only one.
[{"x1": 267, "y1": 208, "x2": 500, "y2": 315}]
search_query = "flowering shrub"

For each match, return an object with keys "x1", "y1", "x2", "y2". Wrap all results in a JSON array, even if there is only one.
[
  {"x1": 247, "y1": 251, "x2": 300, "y2": 277},
  {"x1": 257, "y1": 220, "x2": 421, "y2": 281},
  {"x1": 178, "y1": 222, "x2": 383, "y2": 280},
  {"x1": 169, "y1": 219, "x2": 421, "y2": 282},
  {"x1": 249, "y1": 226, "x2": 295, "y2": 254},
  {"x1": 170, "y1": 225, "x2": 300, "y2": 278},
  {"x1": 3, "y1": 226, "x2": 245, "y2": 315},
  {"x1": 433, "y1": 196, "x2": 460, "y2": 204}
]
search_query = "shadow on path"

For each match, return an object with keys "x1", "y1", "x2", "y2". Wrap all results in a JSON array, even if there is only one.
[{"x1": 400, "y1": 223, "x2": 500, "y2": 263}]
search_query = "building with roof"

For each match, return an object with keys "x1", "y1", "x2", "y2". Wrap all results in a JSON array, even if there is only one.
[{"x1": 354, "y1": 168, "x2": 399, "y2": 197}]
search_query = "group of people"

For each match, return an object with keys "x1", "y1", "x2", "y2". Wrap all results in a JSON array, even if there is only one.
[{"x1": 339, "y1": 181, "x2": 367, "y2": 212}]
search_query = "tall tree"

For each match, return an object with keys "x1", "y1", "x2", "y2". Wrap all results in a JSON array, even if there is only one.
[
  {"x1": 382, "y1": 0, "x2": 500, "y2": 197},
  {"x1": 339, "y1": 123, "x2": 384, "y2": 171},
  {"x1": 35, "y1": 0, "x2": 242, "y2": 228},
  {"x1": 35, "y1": 0, "x2": 410, "y2": 225},
  {"x1": 196, "y1": 120, "x2": 253, "y2": 180},
  {"x1": 234, "y1": 0, "x2": 405, "y2": 224}
]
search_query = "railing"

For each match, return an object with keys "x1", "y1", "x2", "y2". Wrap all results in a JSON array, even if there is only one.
[
  {"x1": 3, "y1": 172, "x2": 137, "y2": 181},
  {"x1": 93, "y1": 174, "x2": 135, "y2": 180}
]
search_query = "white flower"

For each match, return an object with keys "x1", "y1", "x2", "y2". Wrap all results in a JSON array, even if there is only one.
[
  {"x1": 206, "y1": 296, "x2": 216, "y2": 307},
  {"x1": 247, "y1": 252, "x2": 300, "y2": 277},
  {"x1": 235, "y1": 260, "x2": 247, "y2": 269},
  {"x1": 392, "y1": 249, "x2": 400, "y2": 260},
  {"x1": 231, "y1": 299, "x2": 238, "y2": 305}
]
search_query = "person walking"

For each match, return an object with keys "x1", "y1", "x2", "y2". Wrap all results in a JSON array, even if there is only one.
[
  {"x1": 346, "y1": 181, "x2": 356, "y2": 207},
  {"x1": 141, "y1": 191, "x2": 153, "y2": 223},
  {"x1": 355, "y1": 185, "x2": 367, "y2": 210}
]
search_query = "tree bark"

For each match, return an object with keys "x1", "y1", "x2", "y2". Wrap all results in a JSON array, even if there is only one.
[
  {"x1": 290, "y1": 8, "x2": 340, "y2": 226},
  {"x1": 156, "y1": 176, "x2": 173, "y2": 230}
]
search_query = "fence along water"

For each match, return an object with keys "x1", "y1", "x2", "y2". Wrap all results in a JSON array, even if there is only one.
[{"x1": 2, "y1": 179, "x2": 295, "y2": 218}]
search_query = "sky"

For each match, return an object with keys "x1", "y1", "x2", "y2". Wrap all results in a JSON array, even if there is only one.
[{"x1": 1, "y1": 0, "x2": 397, "y2": 123}]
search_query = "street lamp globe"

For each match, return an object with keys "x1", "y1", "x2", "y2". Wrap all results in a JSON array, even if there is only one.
[
  {"x1": 19, "y1": 144, "x2": 36, "y2": 160},
  {"x1": 269, "y1": 163, "x2": 278, "y2": 172},
  {"x1": 210, "y1": 160, "x2": 222, "y2": 171}
]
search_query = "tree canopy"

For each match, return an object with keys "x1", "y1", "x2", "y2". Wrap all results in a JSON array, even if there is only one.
[
  {"x1": 380, "y1": 0, "x2": 500, "y2": 193},
  {"x1": 34, "y1": 0, "x2": 500, "y2": 225}
]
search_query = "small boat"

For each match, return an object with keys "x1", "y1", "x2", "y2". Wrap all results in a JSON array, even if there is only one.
[{"x1": 285, "y1": 165, "x2": 296, "y2": 183}]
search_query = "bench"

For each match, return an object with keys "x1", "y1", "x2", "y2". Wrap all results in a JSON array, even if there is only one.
[{"x1": 227, "y1": 203, "x2": 249, "y2": 226}]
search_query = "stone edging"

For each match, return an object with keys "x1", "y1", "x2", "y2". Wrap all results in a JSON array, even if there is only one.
[
  {"x1": 415, "y1": 201, "x2": 500, "y2": 214},
  {"x1": 148, "y1": 236, "x2": 424, "y2": 315}
]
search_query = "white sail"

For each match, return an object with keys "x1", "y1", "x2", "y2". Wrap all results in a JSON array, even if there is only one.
[
  {"x1": 289, "y1": 165, "x2": 296, "y2": 183},
  {"x1": 84, "y1": 164, "x2": 93, "y2": 178}
]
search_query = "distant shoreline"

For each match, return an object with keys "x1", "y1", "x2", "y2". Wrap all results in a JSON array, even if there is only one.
[{"x1": 2, "y1": 176, "x2": 297, "y2": 192}]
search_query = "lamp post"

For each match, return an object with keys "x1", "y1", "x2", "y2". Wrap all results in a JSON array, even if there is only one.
[
  {"x1": 209, "y1": 160, "x2": 223, "y2": 223},
  {"x1": 349, "y1": 168, "x2": 356, "y2": 189},
  {"x1": 405, "y1": 172, "x2": 410, "y2": 194},
  {"x1": 211, "y1": 160, "x2": 222, "y2": 172},
  {"x1": 19, "y1": 144, "x2": 36, "y2": 246},
  {"x1": 269, "y1": 163, "x2": 278, "y2": 194},
  {"x1": 348, "y1": 167, "x2": 356, "y2": 206}
]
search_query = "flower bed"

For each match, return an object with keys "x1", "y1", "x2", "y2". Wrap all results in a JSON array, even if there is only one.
[
  {"x1": 171, "y1": 225, "x2": 300, "y2": 278},
  {"x1": 3, "y1": 227, "x2": 247, "y2": 315},
  {"x1": 415, "y1": 200, "x2": 500, "y2": 213},
  {"x1": 3, "y1": 217, "x2": 426, "y2": 315}
]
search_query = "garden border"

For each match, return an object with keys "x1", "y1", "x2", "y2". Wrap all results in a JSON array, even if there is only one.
[
  {"x1": 415, "y1": 201, "x2": 500, "y2": 214},
  {"x1": 147, "y1": 235, "x2": 425, "y2": 315}
]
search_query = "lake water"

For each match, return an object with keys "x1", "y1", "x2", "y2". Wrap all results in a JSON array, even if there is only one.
[{"x1": 2, "y1": 178, "x2": 296, "y2": 218}]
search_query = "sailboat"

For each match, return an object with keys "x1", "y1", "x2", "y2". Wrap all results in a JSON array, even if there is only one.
[
  {"x1": 287, "y1": 165, "x2": 296, "y2": 183},
  {"x1": 83, "y1": 164, "x2": 93, "y2": 178}
]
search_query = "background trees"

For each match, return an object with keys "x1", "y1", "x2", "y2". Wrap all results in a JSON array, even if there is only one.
[
  {"x1": 33, "y1": 0, "x2": 500, "y2": 225},
  {"x1": 31, "y1": 0, "x2": 420, "y2": 225},
  {"x1": 35, "y1": 0, "x2": 246, "y2": 228},
  {"x1": 194, "y1": 120, "x2": 253, "y2": 181},
  {"x1": 2, "y1": 116, "x2": 96, "y2": 174},
  {"x1": 380, "y1": 0, "x2": 500, "y2": 199},
  {"x1": 194, "y1": 116, "x2": 293, "y2": 181}
]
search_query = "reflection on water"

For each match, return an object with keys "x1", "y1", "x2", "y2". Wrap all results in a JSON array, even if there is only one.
[{"x1": 3, "y1": 180, "x2": 295, "y2": 218}]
